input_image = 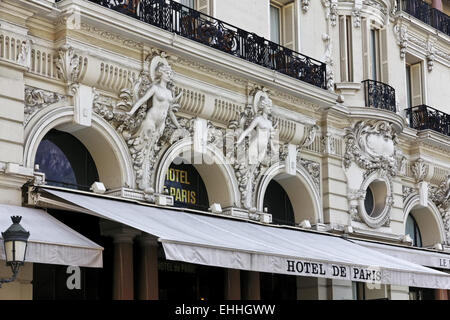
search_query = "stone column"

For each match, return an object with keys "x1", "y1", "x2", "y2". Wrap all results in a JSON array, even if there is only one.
[
  {"x1": 101, "y1": 221, "x2": 140, "y2": 300},
  {"x1": 224, "y1": 269, "x2": 241, "y2": 300},
  {"x1": 434, "y1": 289, "x2": 448, "y2": 300},
  {"x1": 432, "y1": 0, "x2": 443, "y2": 11},
  {"x1": 138, "y1": 235, "x2": 159, "y2": 300},
  {"x1": 241, "y1": 271, "x2": 260, "y2": 300}
]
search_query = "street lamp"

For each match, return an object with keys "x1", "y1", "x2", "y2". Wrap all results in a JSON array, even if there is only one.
[{"x1": 0, "y1": 216, "x2": 30, "y2": 287}]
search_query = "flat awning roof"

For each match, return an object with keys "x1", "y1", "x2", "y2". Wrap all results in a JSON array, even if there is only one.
[
  {"x1": 39, "y1": 187, "x2": 450, "y2": 289},
  {"x1": 0, "y1": 205, "x2": 103, "y2": 268}
]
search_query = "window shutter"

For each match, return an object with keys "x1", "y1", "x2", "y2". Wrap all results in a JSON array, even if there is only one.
[
  {"x1": 339, "y1": 15, "x2": 348, "y2": 82},
  {"x1": 410, "y1": 63, "x2": 423, "y2": 107},
  {"x1": 196, "y1": 0, "x2": 210, "y2": 15},
  {"x1": 380, "y1": 28, "x2": 389, "y2": 83},
  {"x1": 282, "y1": 3, "x2": 296, "y2": 50},
  {"x1": 361, "y1": 18, "x2": 370, "y2": 80}
]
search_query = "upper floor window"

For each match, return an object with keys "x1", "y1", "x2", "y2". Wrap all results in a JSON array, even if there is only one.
[
  {"x1": 269, "y1": 1, "x2": 297, "y2": 50},
  {"x1": 406, "y1": 61, "x2": 424, "y2": 109},
  {"x1": 270, "y1": 4, "x2": 281, "y2": 44},
  {"x1": 339, "y1": 15, "x2": 353, "y2": 82},
  {"x1": 370, "y1": 28, "x2": 381, "y2": 81},
  {"x1": 177, "y1": 0, "x2": 211, "y2": 15},
  {"x1": 362, "y1": 19, "x2": 389, "y2": 83},
  {"x1": 406, "y1": 214, "x2": 423, "y2": 247}
]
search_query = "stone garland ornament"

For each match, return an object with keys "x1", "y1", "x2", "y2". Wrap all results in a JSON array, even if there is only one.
[
  {"x1": 393, "y1": 22, "x2": 408, "y2": 60},
  {"x1": 322, "y1": 0, "x2": 338, "y2": 27},
  {"x1": 429, "y1": 175, "x2": 450, "y2": 243},
  {"x1": 93, "y1": 52, "x2": 186, "y2": 198},
  {"x1": 353, "y1": 0, "x2": 363, "y2": 28},
  {"x1": 321, "y1": 34, "x2": 334, "y2": 92},
  {"x1": 301, "y1": 0, "x2": 310, "y2": 12}
]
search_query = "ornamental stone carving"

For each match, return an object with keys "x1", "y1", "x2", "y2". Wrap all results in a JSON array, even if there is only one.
[
  {"x1": 393, "y1": 22, "x2": 408, "y2": 60},
  {"x1": 353, "y1": 0, "x2": 363, "y2": 28},
  {"x1": 301, "y1": 0, "x2": 310, "y2": 12},
  {"x1": 93, "y1": 53, "x2": 185, "y2": 197},
  {"x1": 24, "y1": 86, "x2": 66, "y2": 125},
  {"x1": 322, "y1": 0, "x2": 338, "y2": 27},
  {"x1": 322, "y1": 34, "x2": 334, "y2": 92},
  {"x1": 412, "y1": 158, "x2": 428, "y2": 183},
  {"x1": 344, "y1": 121, "x2": 398, "y2": 178},
  {"x1": 56, "y1": 45, "x2": 80, "y2": 84},
  {"x1": 429, "y1": 176, "x2": 450, "y2": 243},
  {"x1": 17, "y1": 40, "x2": 32, "y2": 69},
  {"x1": 234, "y1": 89, "x2": 278, "y2": 210},
  {"x1": 344, "y1": 120, "x2": 399, "y2": 228}
]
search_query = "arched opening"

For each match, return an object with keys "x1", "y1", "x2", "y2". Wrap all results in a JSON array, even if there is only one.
[
  {"x1": 263, "y1": 180, "x2": 295, "y2": 226},
  {"x1": 32, "y1": 129, "x2": 113, "y2": 300},
  {"x1": 406, "y1": 206, "x2": 442, "y2": 248},
  {"x1": 258, "y1": 169, "x2": 320, "y2": 225},
  {"x1": 404, "y1": 200, "x2": 445, "y2": 300},
  {"x1": 35, "y1": 129, "x2": 99, "y2": 190}
]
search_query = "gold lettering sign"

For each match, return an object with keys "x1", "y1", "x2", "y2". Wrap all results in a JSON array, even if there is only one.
[{"x1": 165, "y1": 168, "x2": 196, "y2": 205}]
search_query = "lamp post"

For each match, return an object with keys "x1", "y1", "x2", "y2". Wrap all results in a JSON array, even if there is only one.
[{"x1": 0, "y1": 216, "x2": 30, "y2": 288}]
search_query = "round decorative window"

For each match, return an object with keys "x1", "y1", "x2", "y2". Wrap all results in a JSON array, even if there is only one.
[{"x1": 358, "y1": 177, "x2": 391, "y2": 228}]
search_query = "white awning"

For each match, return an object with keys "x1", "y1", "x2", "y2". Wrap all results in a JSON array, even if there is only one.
[
  {"x1": 351, "y1": 239, "x2": 450, "y2": 270},
  {"x1": 0, "y1": 204, "x2": 103, "y2": 268},
  {"x1": 41, "y1": 188, "x2": 450, "y2": 289}
]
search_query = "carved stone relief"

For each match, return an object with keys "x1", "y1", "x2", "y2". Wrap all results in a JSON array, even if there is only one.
[
  {"x1": 56, "y1": 45, "x2": 80, "y2": 84},
  {"x1": 322, "y1": 0, "x2": 338, "y2": 27},
  {"x1": 429, "y1": 175, "x2": 450, "y2": 243},
  {"x1": 24, "y1": 86, "x2": 66, "y2": 125},
  {"x1": 344, "y1": 120, "x2": 399, "y2": 228}
]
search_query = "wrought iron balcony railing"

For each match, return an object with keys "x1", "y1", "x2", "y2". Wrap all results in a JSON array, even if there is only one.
[
  {"x1": 362, "y1": 80, "x2": 396, "y2": 113},
  {"x1": 397, "y1": 0, "x2": 450, "y2": 36},
  {"x1": 405, "y1": 105, "x2": 450, "y2": 136},
  {"x1": 56, "y1": 0, "x2": 326, "y2": 89}
]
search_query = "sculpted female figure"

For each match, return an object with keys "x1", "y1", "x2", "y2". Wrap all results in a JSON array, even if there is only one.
[
  {"x1": 237, "y1": 93, "x2": 274, "y2": 165},
  {"x1": 127, "y1": 59, "x2": 181, "y2": 142}
]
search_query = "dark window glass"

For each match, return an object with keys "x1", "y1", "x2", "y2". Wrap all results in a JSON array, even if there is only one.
[
  {"x1": 406, "y1": 214, "x2": 423, "y2": 247},
  {"x1": 364, "y1": 187, "x2": 374, "y2": 216},
  {"x1": 164, "y1": 162, "x2": 209, "y2": 211},
  {"x1": 34, "y1": 129, "x2": 99, "y2": 190},
  {"x1": 263, "y1": 180, "x2": 295, "y2": 226},
  {"x1": 260, "y1": 273, "x2": 297, "y2": 300}
]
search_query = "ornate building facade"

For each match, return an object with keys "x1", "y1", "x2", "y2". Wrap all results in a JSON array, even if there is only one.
[{"x1": 0, "y1": 0, "x2": 449, "y2": 300}]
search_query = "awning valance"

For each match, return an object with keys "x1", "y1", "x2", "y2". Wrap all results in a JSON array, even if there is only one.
[
  {"x1": 0, "y1": 204, "x2": 103, "y2": 268},
  {"x1": 39, "y1": 187, "x2": 450, "y2": 289},
  {"x1": 351, "y1": 239, "x2": 450, "y2": 270}
]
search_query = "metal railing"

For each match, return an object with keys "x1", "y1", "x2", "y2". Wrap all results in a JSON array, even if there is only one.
[
  {"x1": 405, "y1": 105, "x2": 450, "y2": 136},
  {"x1": 398, "y1": 0, "x2": 449, "y2": 36},
  {"x1": 362, "y1": 80, "x2": 396, "y2": 113},
  {"x1": 57, "y1": 0, "x2": 327, "y2": 89}
]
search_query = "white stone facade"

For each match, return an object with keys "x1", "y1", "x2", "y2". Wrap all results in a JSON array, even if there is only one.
[{"x1": 0, "y1": 0, "x2": 449, "y2": 300}]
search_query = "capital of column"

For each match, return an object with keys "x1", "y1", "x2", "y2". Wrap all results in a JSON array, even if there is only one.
[
  {"x1": 100, "y1": 220, "x2": 141, "y2": 244},
  {"x1": 138, "y1": 234, "x2": 159, "y2": 247}
]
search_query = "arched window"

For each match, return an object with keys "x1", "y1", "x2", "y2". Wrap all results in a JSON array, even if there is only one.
[
  {"x1": 164, "y1": 161, "x2": 209, "y2": 211},
  {"x1": 263, "y1": 180, "x2": 295, "y2": 226},
  {"x1": 34, "y1": 129, "x2": 99, "y2": 191},
  {"x1": 406, "y1": 214, "x2": 422, "y2": 247}
]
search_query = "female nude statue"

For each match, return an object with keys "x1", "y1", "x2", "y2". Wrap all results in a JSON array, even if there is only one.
[
  {"x1": 236, "y1": 93, "x2": 274, "y2": 165},
  {"x1": 127, "y1": 60, "x2": 181, "y2": 141}
]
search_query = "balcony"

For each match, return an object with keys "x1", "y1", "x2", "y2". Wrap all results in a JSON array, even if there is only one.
[
  {"x1": 362, "y1": 80, "x2": 396, "y2": 113},
  {"x1": 397, "y1": 0, "x2": 450, "y2": 36},
  {"x1": 55, "y1": 0, "x2": 326, "y2": 89},
  {"x1": 406, "y1": 105, "x2": 450, "y2": 136}
]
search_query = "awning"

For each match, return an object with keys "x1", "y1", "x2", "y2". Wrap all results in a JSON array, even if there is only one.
[
  {"x1": 351, "y1": 239, "x2": 450, "y2": 271},
  {"x1": 40, "y1": 187, "x2": 450, "y2": 289},
  {"x1": 0, "y1": 204, "x2": 103, "y2": 268}
]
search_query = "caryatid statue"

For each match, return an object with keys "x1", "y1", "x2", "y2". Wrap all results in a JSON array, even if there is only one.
[
  {"x1": 236, "y1": 91, "x2": 275, "y2": 166},
  {"x1": 127, "y1": 54, "x2": 182, "y2": 194},
  {"x1": 128, "y1": 55, "x2": 182, "y2": 143}
]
